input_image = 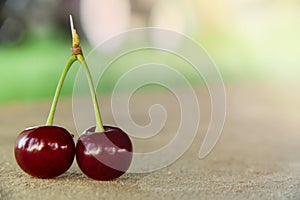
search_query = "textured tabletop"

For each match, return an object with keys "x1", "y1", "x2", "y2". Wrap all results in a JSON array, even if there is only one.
[{"x1": 1, "y1": 82, "x2": 300, "y2": 200}]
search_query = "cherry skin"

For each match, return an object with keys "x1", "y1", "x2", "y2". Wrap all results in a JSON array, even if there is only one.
[
  {"x1": 14, "y1": 126, "x2": 76, "y2": 178},
  {"x1": 76, "y1": 126, "x2": 133, "y2": 181}
]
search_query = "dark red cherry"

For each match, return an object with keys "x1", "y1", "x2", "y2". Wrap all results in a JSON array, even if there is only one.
[
  {"x1": 76, "y1": 126, "x2": 133, "y2": 181},
  {"x1": 14, "y1": 126, "x2": 76, "y2": 178}
]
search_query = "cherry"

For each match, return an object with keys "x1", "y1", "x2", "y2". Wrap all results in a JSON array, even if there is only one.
[
  {"x1": 76, "y1": 126, "x2": 132, "y2": 180},
  {"x1": 73, "y1": 72, "x2": 134, "y2": 181},
  {"x1": 14, "y1": 53, "x2": 77, "y2": 178},
  {"x1": 14, "y1": 126, "x2": 75, "y2": 178},
  {"x1": 14, "y1": 55, "x2": 77, "y2": 178}
]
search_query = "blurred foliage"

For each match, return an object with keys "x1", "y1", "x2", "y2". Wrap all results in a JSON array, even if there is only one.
[
  {"x1": 0, "y1": 30, "x2": 76, "y2": 104},
  {"x1": 0, "y1": 31, "x2": 232, "y2": 104},
  {"x1": 2, "y1": 1, "x2": 300, "y2": 105},
  {"x1": 0, "y1": 28, "x2": 283, "y2": 105}
]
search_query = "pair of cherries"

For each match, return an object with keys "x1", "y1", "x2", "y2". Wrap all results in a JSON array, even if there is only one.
[
  {"x1": 14, "y1": 16, "x2": 132, "y2": 181},
  {"x1": 14, "y1": 125, "x2": 132, "y2": 180}
]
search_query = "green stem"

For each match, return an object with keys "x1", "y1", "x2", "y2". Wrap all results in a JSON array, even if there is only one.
[
  {"x1": 46, "y1": 55, "x2": 77, "y2": 126},
  {"x1": 77, "y1": 54, "x2": 105, "y2": 132}
]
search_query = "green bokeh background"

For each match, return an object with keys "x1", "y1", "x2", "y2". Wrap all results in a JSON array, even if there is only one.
[{"x1": 1, "y1": 1, "x2": 300, "y2": 105}]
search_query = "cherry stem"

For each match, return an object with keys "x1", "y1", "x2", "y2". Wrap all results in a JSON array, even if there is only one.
[
  {"x1": 77, "y1": 54, "x2": 105, "y2": 132},
  {"x1": 46, "y1": 55, "x2": 77, "y2": 126},
  {"x1": 46, "y1": 15, "x2": 104, "y2": 132}
]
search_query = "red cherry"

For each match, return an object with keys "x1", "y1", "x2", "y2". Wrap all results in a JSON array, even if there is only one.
[
  {"x1": 76, "y1": 126, "x2": 133, "y2": 181},
  {"x1": 14, "y1": 126, "x2": 76, "y2": 178}
]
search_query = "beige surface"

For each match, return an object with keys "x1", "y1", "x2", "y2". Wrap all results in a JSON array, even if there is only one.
[{"x1": 1, "y1": 82, "x2": 300, "y2": 200}]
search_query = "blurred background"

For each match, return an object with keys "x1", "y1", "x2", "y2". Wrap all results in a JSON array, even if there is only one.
[{"x1": 0, "y1": 0, "x2": 300, "y2": 105}]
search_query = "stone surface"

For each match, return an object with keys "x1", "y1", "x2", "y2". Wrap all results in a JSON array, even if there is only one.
[{"x1": 1, "y1": 82, "x2": 300, "y2": 200}]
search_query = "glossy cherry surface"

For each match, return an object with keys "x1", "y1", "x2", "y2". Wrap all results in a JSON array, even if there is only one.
[
  {"x1": 76, "y1": 126, "x2": 132, "y2": 181},
  {"x1": 14, "y1": 126, "x2": 76, "y2": 178}
]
